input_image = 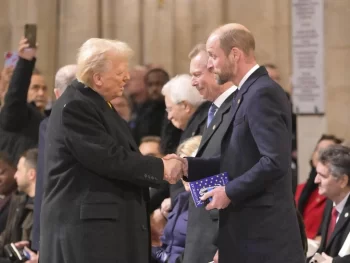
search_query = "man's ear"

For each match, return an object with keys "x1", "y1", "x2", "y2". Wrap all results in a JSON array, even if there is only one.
[
  {"x1": 28, "y1": 168, "x2": 36, "y2": 181},
  {"x1": 182, "y1": 101, "x2": 192, "y2": 113},
  {"x1": 92, "y1": 73, "x2": 103, "y2": 88},
  {"x1": 340, "y1": 174, "x2": 349, "y2": 189},
  {"x1": 231, "y1": 47, "x2": 241, "y2": 62},
  {"x1": 53, "y1": 88, "x2": 60, "y2": 99}
]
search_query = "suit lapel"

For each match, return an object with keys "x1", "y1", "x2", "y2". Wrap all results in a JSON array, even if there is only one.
[
  {"x1": 198, "y1": 93, "x2": 233, "y2": 153},
  {"x1": 228, "y1": 66, "x2": 269, "y2": 130},
  {"x1": 75, "y1": 82, "x2": 139, "y2": 152},
  {"x1": 108, "y1": 106, "x2": 139, "y2": 151},
  {"x1": 327, "y1": 197, "x2": 350, "y2": 249},
  {"x1": 319, "y1": 201, "x2": 333, "y2": 251}
]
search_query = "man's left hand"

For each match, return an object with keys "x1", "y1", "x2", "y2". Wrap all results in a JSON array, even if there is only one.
[
  {"x1": 200, "y1": 186, "x2": 230, "y2": 210},
  {"x1": 321, "y1": 253, "x2": 333, "y2": 263}
]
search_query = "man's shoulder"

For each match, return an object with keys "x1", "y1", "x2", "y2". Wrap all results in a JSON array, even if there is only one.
[{"x1": 246, "y1": 76, "x2": 288, "y2": 104}]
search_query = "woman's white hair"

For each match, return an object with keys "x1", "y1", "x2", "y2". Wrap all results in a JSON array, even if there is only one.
[
  {"x1": 76, "y1": 38, "x2": 133, "y2": 87},
  {"x1": 161, "y1": 74, "x2": 204, "y2": 107}
]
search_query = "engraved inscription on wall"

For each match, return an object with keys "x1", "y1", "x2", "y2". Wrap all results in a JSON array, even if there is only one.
[{"x1": 292, "y1": 0, "x2": 324, "y2": 114}]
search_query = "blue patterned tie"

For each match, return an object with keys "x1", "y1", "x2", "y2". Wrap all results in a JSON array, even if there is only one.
[{"x1": 207, "y1": 103, "x2": 218, "y2": 127}]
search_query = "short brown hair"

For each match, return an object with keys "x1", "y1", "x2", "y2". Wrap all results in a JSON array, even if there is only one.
[
  {"x1": 188, "y1": 44, "x2": 207, "y2": 59},
  {"x1": 21, "y1": 148, "x2": 38, "y2": 170},
  {"x1": 219, "y1": 28, "x2": 255, "y2": 56}
]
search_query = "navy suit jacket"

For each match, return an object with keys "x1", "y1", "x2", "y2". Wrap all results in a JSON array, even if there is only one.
[
  {"x1": 186, "y1": 67, "x2": 305, "y2": 263},
  {"x1": 32, "y1": 117, "x2": 48, "y2": 251}
]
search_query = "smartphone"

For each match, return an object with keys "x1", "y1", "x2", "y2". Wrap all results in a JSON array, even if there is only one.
[
  {"x1": 3, "y1": 243, "x2": 30, "y2": 262},
  {"x1": 4, "y1": 51, "x2": 19, "y2": 68},
  {"x1": 24, "y1": 24, "x2": 37, "y2": 48}
]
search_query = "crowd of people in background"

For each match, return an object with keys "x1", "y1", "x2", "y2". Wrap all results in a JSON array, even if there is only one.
[{"x1": 0, "y1": 24, "x2": 349, "y2": 263}]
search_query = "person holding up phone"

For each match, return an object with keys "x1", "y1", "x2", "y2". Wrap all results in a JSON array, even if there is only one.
[{"x1": 0, "y1": 28, "x2": 49, "y2": 165}]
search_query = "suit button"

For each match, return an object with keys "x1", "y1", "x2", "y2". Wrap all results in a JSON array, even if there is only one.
[{"x1": 141, "y1": 225, "x2": 147, "y2": 231}]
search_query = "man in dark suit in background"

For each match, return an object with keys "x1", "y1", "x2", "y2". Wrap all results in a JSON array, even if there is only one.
[
  {"x1": 180, "y1": 43, "x2": 235, "y2": 263},
  {"x1": 167, "y1": 23, "x2": 305, "y2": 263},
  {"x1": 309, "y1": 145, "x2": 350, "y2": 263},
  {"x1": 31, "y1": 64, "x2": 77, "y2": 253},
  {"x1": 39, "y1": 38, "x2": 184, "y2": 263}
]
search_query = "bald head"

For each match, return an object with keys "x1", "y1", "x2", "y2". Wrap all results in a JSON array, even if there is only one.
[
  {"x1": 206, "y1": 23, "x2": 257, "y2": 86},
  {"x1": 210, "y1": 23, "x2": 255, "y2": 56}
]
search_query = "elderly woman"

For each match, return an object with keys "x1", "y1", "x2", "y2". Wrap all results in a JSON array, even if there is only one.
[
  {"x1": 162, "y1": 74, "x2": 209, "y2": 141},
  {"x1": 152, "y1": 135, "x2": 202, "y2": 263},
  {"x1": 39, "y1": 38, "x2": 184, "y2": 263}
]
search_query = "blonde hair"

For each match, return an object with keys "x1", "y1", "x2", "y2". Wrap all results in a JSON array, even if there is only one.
[
  {"x1": 176, "y1": 136, "x2": 202, "y2": 157},
  {"x1": 161, "y1": 74, "x2": 204, "y2": 107},
  {"x1": 76, "y1": 38, "x2": 133, "y2": 87}
]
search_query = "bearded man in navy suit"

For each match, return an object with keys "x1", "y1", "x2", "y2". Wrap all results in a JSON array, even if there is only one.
[{"x1": 166, "y1": 23, "x2": 305, "y2": 263}]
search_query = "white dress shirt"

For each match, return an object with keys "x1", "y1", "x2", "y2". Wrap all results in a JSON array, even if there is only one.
[
  {"x1": 238, "y1": 64, "x2": 260, "y2": 89},
  {"x1": 334, "y1": 192, "x2": 350, "y2": 223},
  {"x1": 212, "y1": 86, "x2": 237, "y2": 116}
]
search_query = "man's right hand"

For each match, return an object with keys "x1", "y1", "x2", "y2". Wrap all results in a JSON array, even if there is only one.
[
  {"x1": 18, "y1": 37, "x2": 37, "y2": 61},
  {"x1": 163, "y1": 154, "x2": 188, "y2": 176},
  {"x1": 162, "y1": 157, "x2": 184, "y2": 184}
]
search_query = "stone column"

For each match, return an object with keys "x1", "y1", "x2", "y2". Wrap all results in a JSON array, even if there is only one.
[{"x1": 297, "y1": 0, "x2": 350, "y2": 182}]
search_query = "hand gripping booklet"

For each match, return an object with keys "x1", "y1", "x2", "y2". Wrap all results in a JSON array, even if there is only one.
[{"x1": 189, "y1": 172, "x2": 229, "y2": 207}]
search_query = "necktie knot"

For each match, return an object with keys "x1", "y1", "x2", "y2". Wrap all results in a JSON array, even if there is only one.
[
  {"x1": 332, "y1": 207, "x2": 339, "y2": 218},
  {"x1": 207, "y1": 103, "x2": 218, "y2": 127}
]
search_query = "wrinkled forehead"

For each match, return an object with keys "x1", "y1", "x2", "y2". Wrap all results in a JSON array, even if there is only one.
[
  {"x1": 190, "y1": 52, "x2": 208, "y2": 72},
  {"x1": 316, "y1": 161, "x2": 331, "y2": 175}
]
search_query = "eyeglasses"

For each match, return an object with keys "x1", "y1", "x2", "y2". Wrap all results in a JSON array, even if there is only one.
[{"x1": 165, "y1": 101, "x2": 185, "y2": 113}]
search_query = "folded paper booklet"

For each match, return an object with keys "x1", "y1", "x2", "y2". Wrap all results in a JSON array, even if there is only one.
[{"x1": 189, "y1": 172, "x2": 229, "y2": 207}]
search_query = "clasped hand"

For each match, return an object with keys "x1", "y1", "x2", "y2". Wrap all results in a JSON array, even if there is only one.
[{"x1": 162, "y1": 154, "x2": 188, "y2": 184}]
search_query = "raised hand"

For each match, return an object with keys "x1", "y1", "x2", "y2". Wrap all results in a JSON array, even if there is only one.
[{"x1": 18, "y1": 37, "x2": 37, "y2": 61}]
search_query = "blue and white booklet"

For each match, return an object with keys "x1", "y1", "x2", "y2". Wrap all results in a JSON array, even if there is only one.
[{"x1": 189, "y1": 172, "x2": 229, "y2": 207}]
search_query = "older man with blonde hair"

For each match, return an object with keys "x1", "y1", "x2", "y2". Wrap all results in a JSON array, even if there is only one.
[{"x1": 39, "y1": 38, "x2": 184, "y2": 263}]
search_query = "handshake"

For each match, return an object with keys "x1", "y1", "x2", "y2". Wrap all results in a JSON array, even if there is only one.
[{"x1": 162, "y1": 154, "x2": 188, "y2": 184}]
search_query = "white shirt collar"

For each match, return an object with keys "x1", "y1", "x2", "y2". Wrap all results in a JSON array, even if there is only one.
[
  {"x1": 238, "y1": 64, "x2": 260, "y2": 90},
  {"x1": 334, "y1": 191, "x2": 350, "y2": 216},
  {"x1": 213, "y1": 85, "x2": 237, "y2": 108}
]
